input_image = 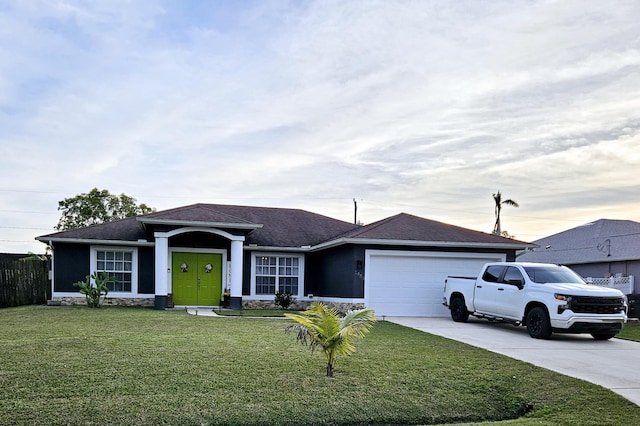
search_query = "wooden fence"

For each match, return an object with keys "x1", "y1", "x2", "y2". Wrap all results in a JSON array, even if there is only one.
[{"x1": 0, "y1": 259, "x2": 50, "y2": 308}]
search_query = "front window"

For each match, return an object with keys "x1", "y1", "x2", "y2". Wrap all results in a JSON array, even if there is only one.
[
  {"x1": 502, "y1": 266, "x2": 524, "y2": 286},
  {"x1": 255, "y1": 255, "x2": 300, "y2": 295},
  {"x1": 96, "y1": 249, "x2": 133, "y2": 292},
  {"x1": 524, "y1": 265, "x2": 585, "y2": 284}
]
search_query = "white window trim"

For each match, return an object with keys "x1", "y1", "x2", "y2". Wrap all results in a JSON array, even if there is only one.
[
  {"x1": 249, "y1": 252, "x2": 305, "y2": 299},
  {"x1": 90, "y1": 245, "x2": 139, "y2": 297}
]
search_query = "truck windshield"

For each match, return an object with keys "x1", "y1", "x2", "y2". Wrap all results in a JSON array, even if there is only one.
[{"x1": 523, "y1": 266, "x2": 585, "y2": 284}]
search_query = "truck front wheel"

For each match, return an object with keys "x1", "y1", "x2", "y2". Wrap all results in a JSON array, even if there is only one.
[
  {"x1": 526, "y1": 307, "x2": 552, "y2": 339},
  {"x1": 591, "y1": 331, "x2": 617, "y2": 340},
  {"x1": 450, "y1": 296, "x2": 469, "y2": 322}
]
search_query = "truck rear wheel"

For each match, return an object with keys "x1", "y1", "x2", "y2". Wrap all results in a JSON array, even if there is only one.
[
  {"x1": 450, "y1": 296, "x2": 469, "y2": 322},
  {"x1": 526, "y1": 307, "x2": 552, "y2": 339}
]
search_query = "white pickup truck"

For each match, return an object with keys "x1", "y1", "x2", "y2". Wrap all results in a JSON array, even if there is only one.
[{"x1": 443, "y1": 262, "x2": 627, "y2": 340}]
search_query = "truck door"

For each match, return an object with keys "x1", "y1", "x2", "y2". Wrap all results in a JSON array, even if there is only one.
[
  {"x1": 494, "y1": 266, "x2": 527, "y2": 320},
  {"x1": 473, "y1": 265, "x2": 505, "y2": 314}
]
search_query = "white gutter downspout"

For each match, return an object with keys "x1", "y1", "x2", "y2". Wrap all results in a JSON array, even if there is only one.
[{"x1": 48, "y1": 241, "x2": 54, "y2": 302}]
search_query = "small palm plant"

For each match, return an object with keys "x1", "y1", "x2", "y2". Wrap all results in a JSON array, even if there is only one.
[
  {"x1": 73, "y1": 271, "x2": 114, "y2": 308},
  {"x1": 285, "y1": 302, "x2": 376, "y2": 377}
]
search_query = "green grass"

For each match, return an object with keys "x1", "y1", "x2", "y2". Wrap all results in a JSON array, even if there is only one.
[
  {"x1": 0, "y1": 306, "x2": 638, "y2": 425},
  {"x1": 619, "y1": 319, "x2": 640, "y2": 341}
]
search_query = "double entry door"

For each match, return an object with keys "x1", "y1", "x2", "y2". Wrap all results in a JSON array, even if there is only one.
[{"x1": 171, "y1": 252, "x2": 223, "y2": 306}]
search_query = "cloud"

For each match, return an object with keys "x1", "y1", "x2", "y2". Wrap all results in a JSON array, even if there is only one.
[{"x1": 2, "y1": 0, "x2": 640, "y2": 251}]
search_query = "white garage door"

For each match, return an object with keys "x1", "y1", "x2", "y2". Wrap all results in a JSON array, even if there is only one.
[{"x1": 365, "y1": 250, "x2": 505, "y2": 317}]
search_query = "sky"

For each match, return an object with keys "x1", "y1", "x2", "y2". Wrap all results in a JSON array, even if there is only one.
[{"x1": 1, "y1": 0, "x2": 640, "y2": 254}]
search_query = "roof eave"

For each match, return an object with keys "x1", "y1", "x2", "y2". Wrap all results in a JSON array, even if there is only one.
[
  {"x1": 36, "y1": 237, "x2": 155, "y2": 247},
  {"x1": 137, "y1": 217, "x2": 263, "y2": 230},
  {"x1": 311, "y1": 237, "x2": 533, "y2": 251},
  {"x1": 244, "y1": 245, "x2": 310, "y2": 252}
]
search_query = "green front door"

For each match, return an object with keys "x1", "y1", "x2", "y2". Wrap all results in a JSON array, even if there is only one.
[{"x1": 172, "y1": 252, "x2": 223, "y2": 306}]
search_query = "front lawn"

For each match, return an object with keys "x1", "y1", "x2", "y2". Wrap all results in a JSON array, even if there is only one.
[
  {"x1": 0, "y1": 306, "x2": 637, "y2": 425},
  {"x1": 619, "y1": 319, "x2": 640, "y2": 341}
]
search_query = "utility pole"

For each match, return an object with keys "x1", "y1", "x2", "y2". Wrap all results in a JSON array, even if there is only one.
[{"x1": 353, "y1": 198, "x2": 358, "y2": 224}]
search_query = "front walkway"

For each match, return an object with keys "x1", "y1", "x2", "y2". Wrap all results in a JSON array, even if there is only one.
[{"x1": 185, "y1": 308, "x2": 219, "y2": 316}]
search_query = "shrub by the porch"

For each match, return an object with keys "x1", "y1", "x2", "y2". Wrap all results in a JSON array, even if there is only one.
[{"x1": 274, "y1": 290, "x2": 295, "y2": 309}]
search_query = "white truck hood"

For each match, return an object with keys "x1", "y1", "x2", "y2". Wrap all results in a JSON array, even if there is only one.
[{"x1": 543, "y1": 282, "x2": 624, "y2": 297}]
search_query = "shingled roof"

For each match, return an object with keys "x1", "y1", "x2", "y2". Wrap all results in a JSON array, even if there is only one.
[
  {"x1": 325, "y1": 213, "x2": 528, "y2": 248},
  {"x1": 138, "y1": 204, "x2": 260, "y2": 227},
  {"x1": 161, "y1": 204, "x2": 360, "y2": 247},
  {"x1": 37, "y1": 216, "x2": 148, "y2": 243},
  {"x1": 37, "y1": 204, "x2": 361, "y2": 248},
  {"x1": 37, "y1": 204, "x2": 530, "y2": 249},
  {"x1": 518, "y1": 219, "x2": 640, "y2": 265}
]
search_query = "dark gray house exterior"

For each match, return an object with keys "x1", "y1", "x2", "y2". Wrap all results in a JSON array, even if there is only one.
[{"x1": 37, "y1": 203, "x2": 528, "y2": 316}]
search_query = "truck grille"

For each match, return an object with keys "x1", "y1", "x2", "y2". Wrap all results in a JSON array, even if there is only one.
[{"x1": 570, "y1": 296, "x2": 625, "y2": 314}]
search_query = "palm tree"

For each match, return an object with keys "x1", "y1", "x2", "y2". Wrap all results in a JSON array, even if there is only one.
[
  {"x1": 492, "y1": 190, "x2": 519, "y2": 235},
  {"x1": 285, "y1": 302, "x2": 376, "y2": 377}
]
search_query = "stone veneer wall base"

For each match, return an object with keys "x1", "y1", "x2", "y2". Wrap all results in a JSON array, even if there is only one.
[
  {"x1": 242, "y1": 299, "x2": 365, "y2": 313},
  {"x1": 50, "y1": 297, "x2": 362, "y2": 312},
  {"x1": 51, "y1": 297, "x2": 155, "y2": 307}
]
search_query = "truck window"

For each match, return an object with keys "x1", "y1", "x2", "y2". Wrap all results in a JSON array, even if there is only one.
[
  {"x1": 523, "y1": 266, "x2": 585, "y2": 284},
  {"x1": 502, "y1": 266, "x2": 525, "y2": 286},
  {"x1": 482, "y1": 265, "x2": 505, "y2": 283}
]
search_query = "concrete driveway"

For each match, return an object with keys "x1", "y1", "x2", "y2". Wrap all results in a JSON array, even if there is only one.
[{"x1": 386, "y1": 316, "x2": 640, "y2": 406}]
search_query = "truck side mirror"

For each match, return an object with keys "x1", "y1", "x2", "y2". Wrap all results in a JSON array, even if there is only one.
[{"x1": 507, "y1": 278, "x2": 524, "y2": 289}]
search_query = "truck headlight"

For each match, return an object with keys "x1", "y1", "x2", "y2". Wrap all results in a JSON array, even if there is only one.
[
  {"x1": 554, "y1": 293, "x2": 572, "y2": 301},
  {"x1": 555, "y1": 293, "x2": 572, "y2": 314}
]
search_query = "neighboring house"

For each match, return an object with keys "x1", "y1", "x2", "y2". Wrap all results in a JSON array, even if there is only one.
[
  {"x1": 517, "y1": 219, "x2": 640, "y2": 296},
  {"x1": 517, "y1": 218, "x2": 640, "y2": 318},
  {"x1": 36, "y1": 203, "x2": 529, "y2": 317}
]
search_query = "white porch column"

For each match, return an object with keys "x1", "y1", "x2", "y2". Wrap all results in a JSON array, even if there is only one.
[
  {"x1": 154, "y1": 234, "x2": 169, "y2": 309},
  {"x1": 230, "y1": 239, "x2": 244, "y2": 310}
]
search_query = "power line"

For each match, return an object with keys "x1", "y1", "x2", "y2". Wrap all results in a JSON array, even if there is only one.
[
  {"x1": 0, "y1": 210, "x2": 57, "y2": 215},
  {"x1": 0, "y1": 188, "x2": 68, "y2": 194},
  {"x1": 0, "y1": 226, "x2": 52, "y2": 231},
  {"x1": 1, "y1": 189, "x2": 637, "y2": 232},
  {"x1": 361, "y1": 198, "x2": 595, "y2": 225}
]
